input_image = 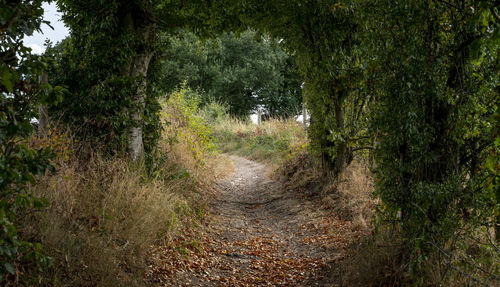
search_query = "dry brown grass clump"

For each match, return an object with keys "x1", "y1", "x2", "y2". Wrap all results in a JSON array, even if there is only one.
[
  {"x1": 21, "y1": 154, "x2": 205, "y2": 286},
  {"x1": 17, "y1": 95, "x2": 229, "y2": 286},
  {"x1": 278, "y1": 152, "x2": 375, "y2": 219},
  {"x1": 325, "y1": 159, "x2": 376, "y2": 231},
  {"x1": 341, "y1": 227, "x2": 409, "y2": 287}
]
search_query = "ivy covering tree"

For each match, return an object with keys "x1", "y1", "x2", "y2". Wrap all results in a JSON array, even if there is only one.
[
  {"x1": 50, "y1": 0, "x2": 239, "y2": 161},
  {"x1": 369, "y1": 0, "x2": 499, "y2": 277},
  {"x1": 157, "y1": 29, "x2": 302, "y2": 118},
  {"x1": 234, "y1": 0, "x2": 365, "y2": 174},
  {"x1": 233, "y1": 0, "x2": 499, "y2": 281}
]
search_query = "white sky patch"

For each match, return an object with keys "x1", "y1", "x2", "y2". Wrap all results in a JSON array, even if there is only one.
[
  {"x1": 296, "y1": 112, "x2": 310, "y2": 125},
  {"x1": 23, "y1": 2, "x2": 69, "y2": 54},
  {"x1": 26, "y1": 43, "x2": 45, "y2": 55}
]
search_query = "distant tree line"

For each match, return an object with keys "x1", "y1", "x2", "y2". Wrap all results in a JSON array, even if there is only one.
[{"x1": 156, "y1": 29, "x2": 303, "y2": 118}]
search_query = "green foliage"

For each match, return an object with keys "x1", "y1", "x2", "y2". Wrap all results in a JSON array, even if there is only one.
[
  {"x1": 10, "y1": 0, "x2": 498, "y2": 284},
  {"x1": 155, "y1": 30, "x2": 217, "y2": 97},
  {"x1": 47, "y1": 0, "x2": 150, "y2": 155},
  {"x1": 200, "y1": 100, "x2": 230, "y2": 123},
  {"x1": 225, "y1": 0, "x2": 498, "y2": 282},
  {"x1": 0, "y1": 0, "x2": 58, "y2": 281},
  {"x1": 367, "y1": 0, "x2": 499, "y2": 280},
  {"x1": 157, "y1": 29, "x2": 302, "y2": 118},
  {"x1": 47, "y1": 0, "x2": 250, "y2": 162},
  {"x1": 235, "y1": 0, "x2": 367, "y2": 172},
  {"x1": 164, "y1": 85, "x2": 217, "y2": 166}
]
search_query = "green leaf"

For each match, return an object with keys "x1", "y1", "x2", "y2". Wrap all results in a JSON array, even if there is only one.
[
  {"x1": 4, "y1": 262, "x2": 14, "y2": 275},
  {"x1": 0, "y1": 69, "x2": 14, "y2": 93}
]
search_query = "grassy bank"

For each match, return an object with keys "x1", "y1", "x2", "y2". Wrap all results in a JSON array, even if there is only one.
[
  {"x1": 211, "y1": 115, "x2": 307, "y2": 167},
  {"x1": 19, "y1": 89, "x2": 230, "y2": 286}
]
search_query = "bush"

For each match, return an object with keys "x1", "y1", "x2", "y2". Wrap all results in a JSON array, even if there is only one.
[{"x1": 163, "y1": 85, "x2": 218, "y2": 168}]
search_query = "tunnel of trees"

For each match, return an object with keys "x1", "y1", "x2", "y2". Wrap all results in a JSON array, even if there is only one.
[{"x1": 1, "y1": 0, "x2": 498, "y2": 284}]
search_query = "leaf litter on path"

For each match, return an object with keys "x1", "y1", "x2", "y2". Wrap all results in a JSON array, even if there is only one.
[{"x1": 147, "y1": 156, "x2": 371, "y2": 286}]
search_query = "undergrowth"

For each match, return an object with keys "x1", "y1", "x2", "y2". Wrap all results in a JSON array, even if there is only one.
[
  {"x1": 22, "y1": 155, "x2": 203, "y2": 286},
  {"x1": 16, "y1": 87, "x2": 229, "y2": 286},
  {"x1": 279, "y1": 149, "x2": 499, "y2": 286}
]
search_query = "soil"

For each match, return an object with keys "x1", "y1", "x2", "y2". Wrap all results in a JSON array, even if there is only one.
[{"x1": 149, "y1": 155, "x2": 366, "y2": 286}]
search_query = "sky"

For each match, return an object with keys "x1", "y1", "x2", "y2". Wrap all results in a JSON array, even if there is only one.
[{"x1": 24, "y1": 2, "x2": 70, "y2": 54}]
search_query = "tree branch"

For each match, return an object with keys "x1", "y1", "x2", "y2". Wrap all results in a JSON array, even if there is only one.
[
  {"x1": 434, "y1": 0, "x2": 462, "y2": 12},
  {"x1": 491, "y1": 7, "x2": 500, "y2": 22},
  {"x1": 0, "y1": 7, "x2": 20, "y2": 33},
  {"x1": 428, "y1": 241, "x2": 500, "y2": 284}
]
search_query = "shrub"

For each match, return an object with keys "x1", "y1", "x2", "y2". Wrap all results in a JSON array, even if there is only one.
[{"x1": 163, "y1": 85, "x2": 218, "y2": 168}]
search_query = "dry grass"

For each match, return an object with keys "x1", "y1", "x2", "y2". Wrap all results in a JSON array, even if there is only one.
[
  {"x1": 213, "y1": 116, "x2": 307, "y2": 166},
  {"x1": 280, "y1": 151, "x2": 376, "y2": 234},
  {"x1": 18, "y1": 98, "x2": 229, "y2": 286},
  {"x1": 341, "y1": 227, "x2": 409, "y2": 287},
  {"x1": 22, "y1": 155, "x2": 202, "y2": 286},
  {"x1": 325, "y1": 159, "x2": 376, "y2": 231},
  {"x1": 326, "y1": 161, "x2": 409, "y2": 286}
]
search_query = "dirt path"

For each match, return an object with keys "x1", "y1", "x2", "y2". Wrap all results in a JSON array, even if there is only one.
[{"x1": 151, "y1": 155, "x2": 353, "y2": 286}]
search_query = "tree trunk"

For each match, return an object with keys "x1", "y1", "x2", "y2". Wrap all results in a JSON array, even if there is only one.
[
  {"x1": 496, "y1": 220, "x2": 499, "y2": 243},
  {"x1": 333, "y1": 97, "x2": 348, "y2": 175},
  {"x1": 128, "y1": 52, "x2": 153, "y2": 162},
  {"x1": 122, "y1": 9, "x2": 155, "y2": 162},
  {"x1": 318, "y1": 88, "x2": 350, "y2": 175},
  {"x1": 302, "y1": 103, "x2": 307, "y2": 130},
  {"x1": 38, "y1": 71, "x2": 49, "y2": 138}
]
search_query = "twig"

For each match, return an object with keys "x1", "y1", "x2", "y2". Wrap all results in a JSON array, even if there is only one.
[
  {"x1": 491, "y1": 7, "x2": 500, "y2": 22},
  {"x1": 485, "y1": 227, "x2": 500, "y2": 255},
  {"x1": 434, "y1": 0, "x2": 462, "y2": 12},
  {"x1": 447, "y1": 263, "x2": 490, "y2": 286},
  {"x1": 428, "y1": 241, "x2": 499, "y2": 285},
  {"x1": 351, "y1": 135, "x2": 372, "y2": 141}
]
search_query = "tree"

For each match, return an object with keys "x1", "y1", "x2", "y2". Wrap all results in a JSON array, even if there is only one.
[
  {"x1": 155, "y1": 30, "x2": 217, "y2": 96},
  {"x1": 369, "y1": 0, "x2": 499, "y2": 276},
  {"x1": 233, "y1": 0, "x2": 498, "y2": 280},
  {"x1": 0, "y1": 0, "x2": 57, "y2": 280},
  {"x1": 53, "y1": 0, "x2": 158, "y2": 161},
  {"x1": 157, "y1": 29, "x2": 302, "y2": 118},
  {"x1": 261, "y1": 56, "x2": 303, "y2": 119},
  {"x1": 237, "y1": 0, "x2": 364, "y2": 174},
  {"x1": 53, "y1": 0, "x2": 239, "y2": 161}
]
